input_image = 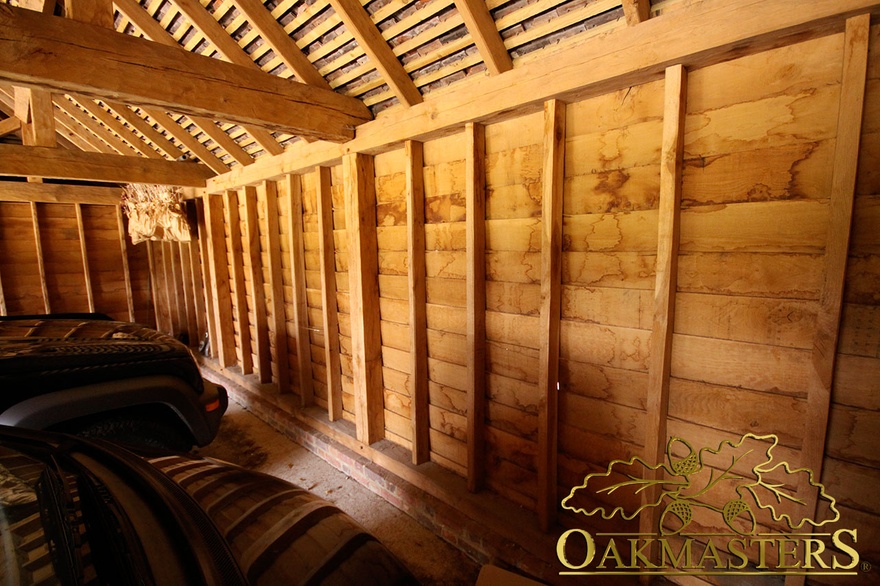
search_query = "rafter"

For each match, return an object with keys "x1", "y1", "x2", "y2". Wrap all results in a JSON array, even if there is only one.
[
  {"x1": 65, "y1": 0, "x2": 114, "y2": 27},
  {"x1": 230, "y1": 0, "x2": 330, "y2": 89},
  {"x1": 140, "y1": 106, "x2": 231, "y2": 175},
  {"x1": 162, "y1": 0, "x2": 285, "y2": 155},
  {"x1": 51, "y1": 112, "x2": 106, "y2": 152},
  {"x1": 453, "y1": 0, "x2": 512, "y2": 75},
  {"x1": 621, "y1": 0, "x2": 651, "y2": 26},
  {"x1": 70, "y1": 97, "x2": 163, "y2": 158},
  {"x1": 0, "y1": 143, "x2": 215, "y2": 186},
  {"x1": 16, "y1": 0, "x2": 55, "y2": 14},
  {"x1": 113, "y1": 0, "x2": 283, "y2": 156},
  {"x1": 103, "y1": 101, "x2": 184, "y2": 158},
  {"x1": 0, "y1": 115, "x2": 20, "y2": 138},
  {"x1": 327, "y1": 0, "x2": 422, "y2": 107},
  {"x1": 54, "y1": 95, "x2": 137, "y2": 155},
  {"x1": 0, "y1": 6, "x2": 370, "y2": 141}
]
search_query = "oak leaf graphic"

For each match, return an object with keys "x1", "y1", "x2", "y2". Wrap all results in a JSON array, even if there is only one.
[{"x1": 561, "y1": 433, "x2": 840, "y2": 534}]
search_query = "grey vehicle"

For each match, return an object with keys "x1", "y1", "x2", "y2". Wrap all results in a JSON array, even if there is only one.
[{"x1": 0, "y1": 314, "x2": 227, "y2": 451}]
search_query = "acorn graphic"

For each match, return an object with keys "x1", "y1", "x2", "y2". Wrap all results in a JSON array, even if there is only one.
[
  {"x1": 723, "y1": 499, "x2": 756, "y2": 535},
  {"x1": 667, "y1": 437, "x2": 701, "y2": 477},
  {"x1": 660, "y1": 499, "x2": 693, "y2": 535}
]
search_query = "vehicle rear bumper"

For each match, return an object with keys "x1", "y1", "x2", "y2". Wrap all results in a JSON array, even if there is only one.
[{"x1": 197, "y1": 379, "x2": 228, "y2": 447}]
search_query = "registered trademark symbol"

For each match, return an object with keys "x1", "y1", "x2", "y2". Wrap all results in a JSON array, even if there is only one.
[{"x1": 862, "y1": 561, "x2": 872, "y2": 572}]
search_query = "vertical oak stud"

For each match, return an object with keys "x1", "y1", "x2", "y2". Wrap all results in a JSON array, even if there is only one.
[
  {"x1": 75, "y1": 203, "x2": 95, "y2": 313},
  {"x1": 225, "y1": 190, "x2": 254, "y2": 375},
  {"x1": 243, "y1": 185, "x2": 272, "y2": 384},
  {"x1": 344, "y1": 152, "x2": 385, "y2": 445},
  {"x1": 288, "y1": 174, "x2": 316, "y2": 406},
  {"x1": 466, "y1": 122, "x2": 487, "y2": 493},
  {"x1": 793, "y1": 19, "x2": 870, "y2": 586},
  {"x1": 315, "y1": 168, "x2": 342, "y2": 418},
  {"x1": 406, "y1": 140, "x2": 430, "y2": 465},
  {"x1": 263, "y1": 180, "x2": 292, "y2": 393},
  {"x1": 537, "y1": 99, "x2": 565, "y2": 531},
  {"x1": 640, "y1": 63, "x2": 687, "y2": 543},
  {"x1": 195, "y1": 198, "x2": 219, "y2": 359},
  {"x1": 30, "y1": 202, "x2": 50, "y2": 313},
  {"x1": 115, "y1": 205, "x2": 136, "y2": 322},
  {"x1": 203, "y1": 193, "x2": 236, "y2": 368}
]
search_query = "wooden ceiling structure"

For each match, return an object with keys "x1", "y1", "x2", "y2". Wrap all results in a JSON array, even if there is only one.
[{"x1": 0, "y1": 0, "x2": 654, "y2": 190}]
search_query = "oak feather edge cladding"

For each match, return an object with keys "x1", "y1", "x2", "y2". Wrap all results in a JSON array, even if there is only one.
[{"x1": 145, "y1": 3, "x2": 880, "y2": 582}]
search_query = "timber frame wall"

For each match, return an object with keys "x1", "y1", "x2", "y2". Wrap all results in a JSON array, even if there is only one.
[
  {"x1": 187, "y1": 5, "x2": 880, "y2": 579},
  {"x1": 0, "y1": 184, "x2": 154, "y2": 323},
  {"x1": 3, "y1": 1, "x2": 875, "y2": 582}
]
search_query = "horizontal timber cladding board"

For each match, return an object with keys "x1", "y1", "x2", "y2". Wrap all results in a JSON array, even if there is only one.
[
  {"x1": 823, "y1": 457, "x2": 880, "y2": 514},
  {"x1": 687, "y1": 33, "x2": 844, "y2": 114},
  {"x1": 559, "y1": 392, "x2": 646, "y2": 448},
  {"x1": 565, "y1": 119, "x2": 663, "y2": 175},
  {"x1": 678, "y1": 199, "x2": 830, "y2": 253},
  {"x1": 485, "y1": 311, "x2": 540, "y2": 348},
  {"x1": 562, "y1": 251, "x2": 656, "y2": 289},
  {"x1": 852, "y1": 195, "x2": 880, "y2": 253},
  {"x1": 683, "y1": 81, "x2": 840, "y2": 159},
  {"x1": 564, "y1": 165, "x2": 661, "y2": 215},
  {"x1": 561, "y1": 211, "x2": 659, "y2": 252},
  {"x1": 845, "y1": 254, "x2": 880, "y2": 304},
  {"x1": 561, "y1": 285, "x2": 653, "y2": 329},
  {"x1": 558, "y1": 320, "x2": 651, "y2": 372},
  {"x1": 826, "y1": 404, "x2": 880, "y2": 468},
  {"x1": 429, "y1": 429, "x2": 466, "y2": 476},
  {"x1": 839, "y1": 303, "x2": 880, "y2": 357},
  {"x1": 426, "y1": 277, "x2": 466, "y2": 307},
  {"x1": 559, "y1": 359, "x2": 648, "y2": 410},
  {"x1": 673, "y1": 292, "x2": 818, "y2": 350},
  {"x1": 666, "y1": 378, "x2": 806, "y2": 448},
  {"x1": 425, "y1": 223, "x2": 467, "y2": 252},
  {"x1": 676, "y1": 252, "x2": 823, "y2": 299},
  {"x1": 669, "y1": 334, "x2": 813, "y2": 397},
  {"x1": 558, "y1": 422, "x2": 643, "y2": 473},
  {"x1": 860, "y1": 128, "x2": 880, "y2": 193},
  {"x1": 681, "y1": 140, "x2": 835, "y2": 206}
]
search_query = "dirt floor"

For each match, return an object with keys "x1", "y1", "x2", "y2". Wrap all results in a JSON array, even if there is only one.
[{"x1": 195, "y1": 399, "x2": 482, "y2": 585}]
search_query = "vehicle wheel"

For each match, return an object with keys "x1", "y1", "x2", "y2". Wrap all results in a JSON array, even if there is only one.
[{"x1": 71, "y1": 414, "x2": 194, "y2": 452}]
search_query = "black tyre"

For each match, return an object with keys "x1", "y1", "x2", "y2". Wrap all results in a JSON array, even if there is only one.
[{"x1": 68, "y1": 411, "x2": 194, "y2": 452}]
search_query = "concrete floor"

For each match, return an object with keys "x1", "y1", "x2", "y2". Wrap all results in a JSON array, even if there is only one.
[{"x1": 195, "y1": 398, "x2": 482, "y2": 585}]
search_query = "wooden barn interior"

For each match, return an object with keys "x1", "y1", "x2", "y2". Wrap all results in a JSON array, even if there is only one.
[{"x1": 1, "y1": 0, "x2": 878, "y2": 582}]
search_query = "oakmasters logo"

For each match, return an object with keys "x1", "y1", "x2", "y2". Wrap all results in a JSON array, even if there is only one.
[{"x1": 556, "y1": 433, "x2": 863, "y2": 578}]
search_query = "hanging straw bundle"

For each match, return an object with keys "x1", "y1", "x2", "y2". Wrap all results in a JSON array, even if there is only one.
[{"x1": 121, "y1": 183, "x2": 192, "y2": 244}]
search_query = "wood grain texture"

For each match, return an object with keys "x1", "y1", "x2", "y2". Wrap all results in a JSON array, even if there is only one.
[
  {"x1": 289, "y1": 233, "x2": 314, "y2": 393},
  {"x1": 453, "y1": 0, "x2": 512, "y2": 75},
  {"x1": 465, "y1": 123, "x2": 487, "y2": 492},
  {"x1": 203, "y1": 193, "x2": 236, "y2": 367},
  {"x1": 225, "y1": 190, "x2": 253, "y2": 374},
  {"x1": 29, "y1": 202, "x2": 49, "y2": 313},
  {"x1": 243, "y1": 185, "x2": 272, "y2": 383},
  {"x1": 0, "y1": 144, "x2": 214, "y2": 187},
  {"x1": 641, "y1": 65, "x2": 687, "y2": 544},
  {"x1": 0, "y1": 5, "x2": 370, "y2": 140},
  {"x1": 75, "y1": 204, "x2": 95, "y2": 312},
  {"x1": 344, "y1": 153, "x2": 385, "y2": 444},
  {"x1": 406, "y1": 141, "x2": 430, "y2": 464},
  {"x1": 315, "y1": 168, "x2": 342, "y2": 418},
  {"x1": 263, "y1": 181, "x2": 291, "y2": 391},
  {"x1": 802, "y1": 13, "x2": 871, "y2": 536},
  {"x1": 537, "y1": 99, "x2": 565, "y2": 531}
]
